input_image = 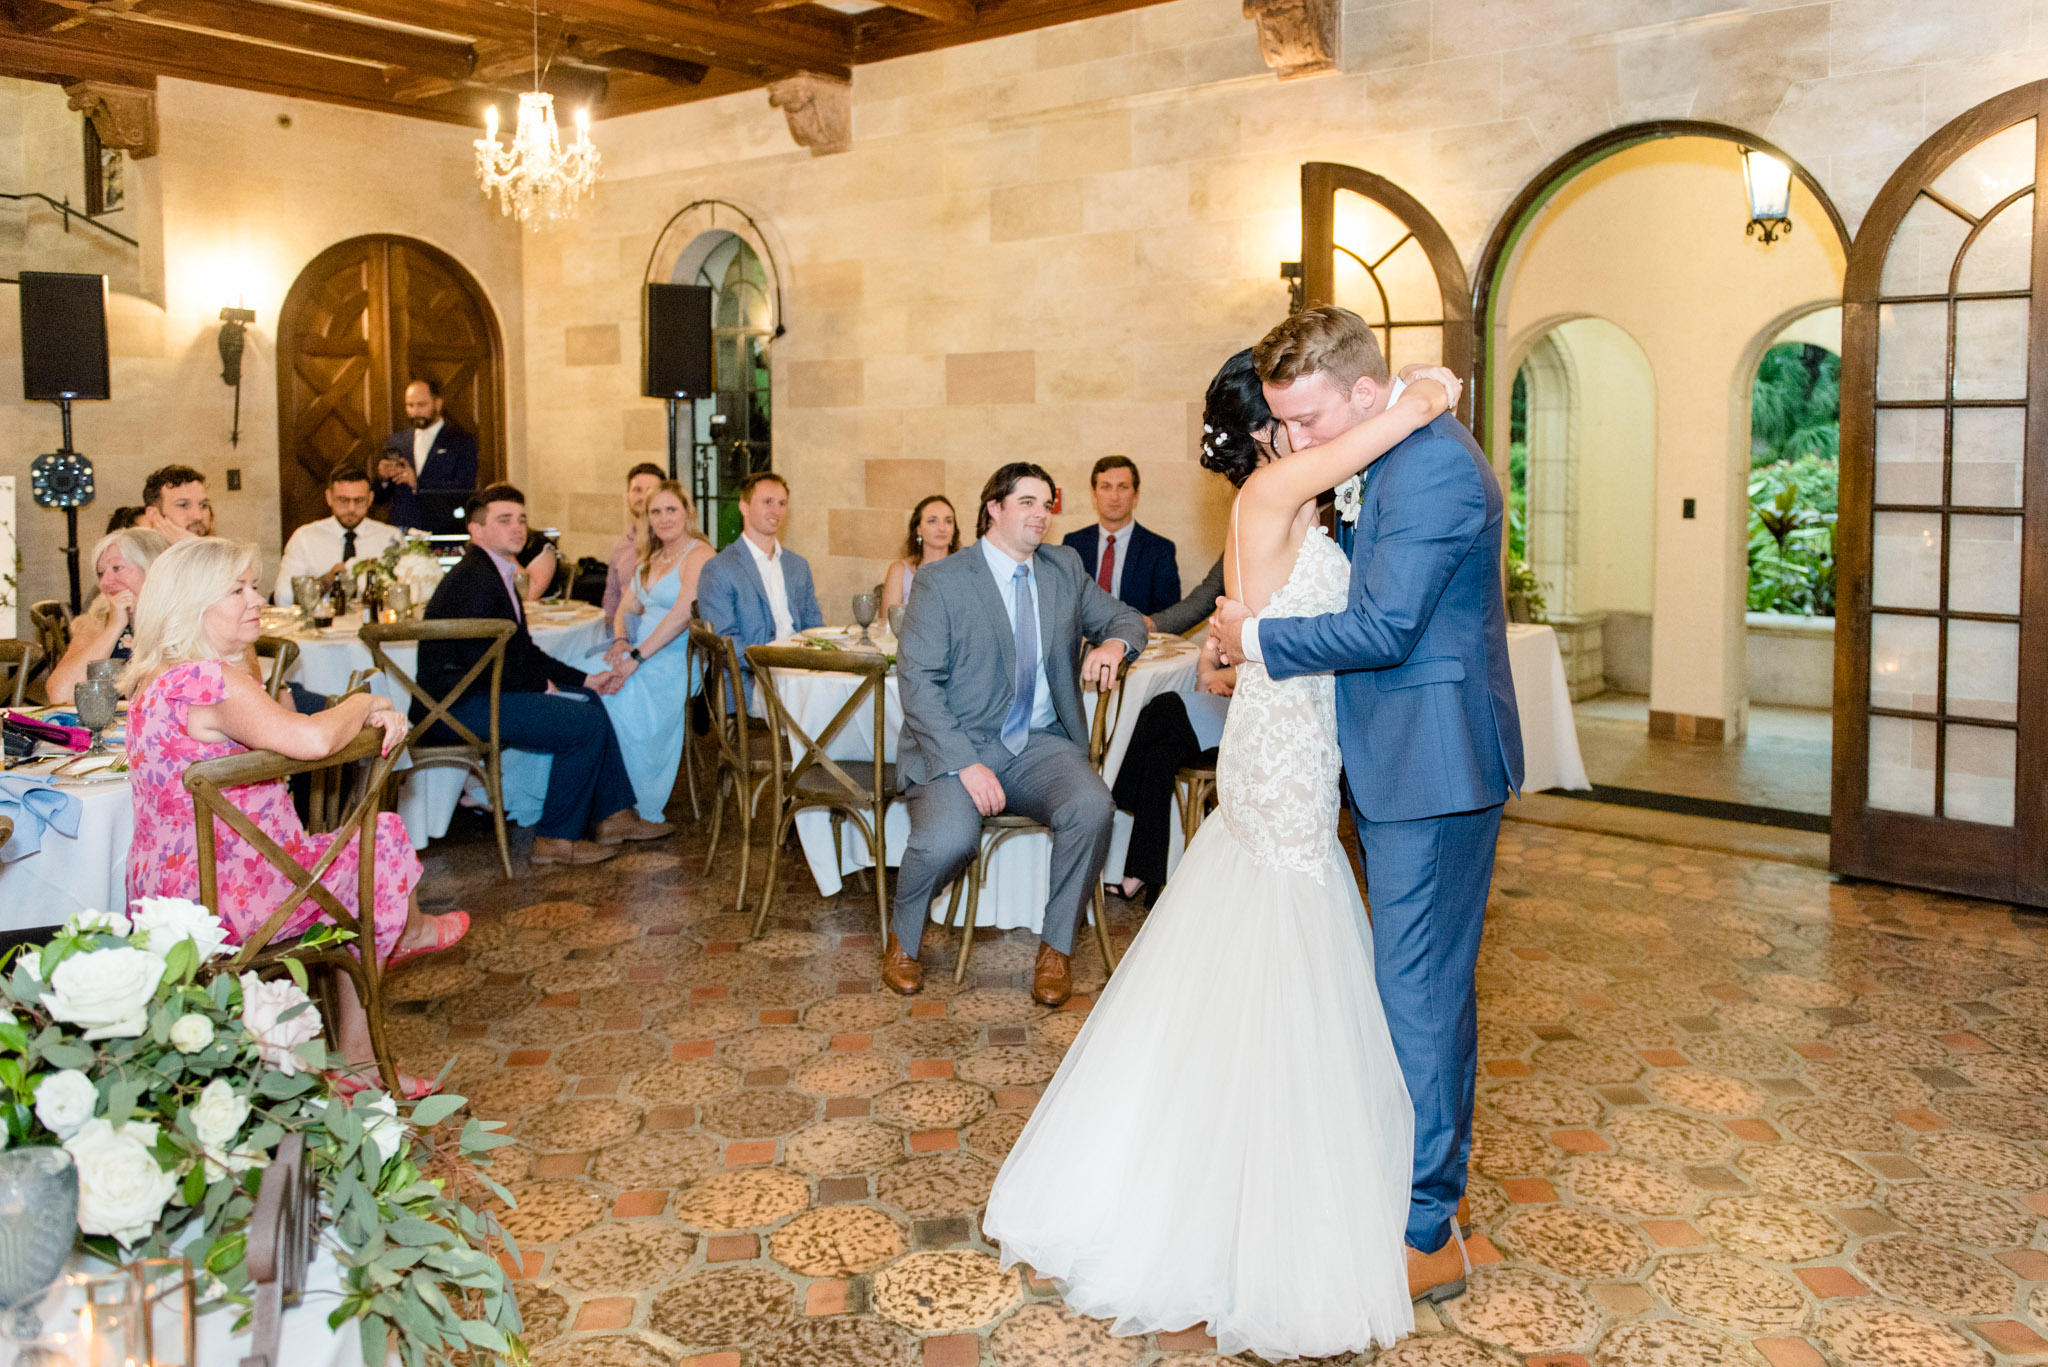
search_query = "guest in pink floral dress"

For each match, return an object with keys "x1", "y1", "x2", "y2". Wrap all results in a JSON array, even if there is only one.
[{"x1": 124, "y1": 538, "x2": 466, "y2": 1089}]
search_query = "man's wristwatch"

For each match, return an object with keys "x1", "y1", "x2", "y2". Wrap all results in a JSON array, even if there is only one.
[{"x1": 629, "y1": 647, "x2": 644, "y2": 663}]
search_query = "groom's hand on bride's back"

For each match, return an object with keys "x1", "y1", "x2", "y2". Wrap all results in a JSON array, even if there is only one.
[
  {"x1": 958, "y1": 763, "x2": 1007, "y2": 816},
  {"x1": 1210, "y1": 597, "x2": 1252, "y2": 664}
]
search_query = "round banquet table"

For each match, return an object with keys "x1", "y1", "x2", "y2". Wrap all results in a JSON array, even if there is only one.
[
  {"x1": 0, "y1": 774, "x2": 133, "y2": 931},
  {"x1": 765, "y1": 631, "x2": 1202, "y2": 932},
  {"x1": 279, "y1": 603, "x2": 610, "y2": 846}
]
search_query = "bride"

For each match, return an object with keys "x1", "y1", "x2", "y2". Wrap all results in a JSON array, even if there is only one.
[{"x1": 982, "y1": 349, "x2": 1460, "y2": 1360}]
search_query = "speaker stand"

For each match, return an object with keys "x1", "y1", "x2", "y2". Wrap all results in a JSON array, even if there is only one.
[
  {"x1": 665, "y1": 395, "x2": 686, "y2": 482},
  {"x1": 55, "y1": 398, "x2": 83, "y2": 615}
]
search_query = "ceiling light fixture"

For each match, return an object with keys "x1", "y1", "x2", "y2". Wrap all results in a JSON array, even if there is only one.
[{"x1": 475, "y1": 0, "x2": 600, "y2": 228}]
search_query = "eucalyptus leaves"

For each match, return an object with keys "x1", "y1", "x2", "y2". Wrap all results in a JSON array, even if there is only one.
[{"x1": 0, "y1": 900, "x2": 524, "y2": 1366}]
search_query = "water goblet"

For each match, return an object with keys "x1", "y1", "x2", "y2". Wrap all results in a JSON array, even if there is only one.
[
  {"x1": 851, "y1": 592, "x2": 878, "y2": 647},
  {"x1": 73, "y1": 682, "x2": 118, "y2": 756},
  {"x1": 886, "y1": 604, "x2": 906, "y2": 641},
  {"x1": 292, "y1": 576, "x2": 320, "y2": 626},
  {"x1": 82, "y1": 660, "x2": 118, "y2": 687},
  {"x1": 0, "y1": 1148, "x2": 78, "y2": 1362}
]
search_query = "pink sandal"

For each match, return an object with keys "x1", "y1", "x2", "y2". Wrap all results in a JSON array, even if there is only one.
[
  {"x1": 386, "y1": 911, "x2": 470, "y2": 970},
  {"x1": 328, "y1": 1068, "x2": 440, "y2": 1101}
]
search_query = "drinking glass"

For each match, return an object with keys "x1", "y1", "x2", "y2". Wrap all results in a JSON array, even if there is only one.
[
  {"x1": 851, "y1": 592, "x2": 878, "y2": 647},
  {"x1": 886, "y1": 604, "x2": 906, "y2": 640},
  {"x1": 0, "y1": 1148, "x2": 78, "y2": 1360},
  {"x1": 82, "y1": 660, "x2": 118, "y2": 686},
  {"x1": 292, "y1": 577, "x2": 320, "y2": 626},
  {"x1": 73, "y1": 682, "x2": 117, "y2": 755}
]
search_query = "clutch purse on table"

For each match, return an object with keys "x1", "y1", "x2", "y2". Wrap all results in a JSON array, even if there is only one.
[{"x1": 3, "y1": 712, "x2": 90, "y2": 759}]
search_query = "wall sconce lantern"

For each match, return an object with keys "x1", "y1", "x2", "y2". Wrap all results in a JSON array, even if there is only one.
[
  {"x1": 217, "y1": 304, "x2": 255, "y2": 447},
  {"x1": 1741, "y1": 149, "x2": 1794, "y2": 245},
  {"x1": 1280, "y1": 260, "x2": 1305, "y2": 311}
]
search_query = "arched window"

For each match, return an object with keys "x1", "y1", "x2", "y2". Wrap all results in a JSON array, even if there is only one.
[{"x1": 673, "y1": 231, "x2": 774, "y2": 543}]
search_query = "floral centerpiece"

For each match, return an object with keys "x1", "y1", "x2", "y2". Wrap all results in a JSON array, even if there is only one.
[
  {"x1": 0, "y1": 900, "x2": 524, "y2": 1366},
  {"x1": 356, "y1": 537, "x2": 445, "y2": 605}
]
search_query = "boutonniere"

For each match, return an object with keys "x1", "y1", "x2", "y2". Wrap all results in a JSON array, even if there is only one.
[{"x1": 1334, "y1": 473, "x2": 1364, "y2": 524}]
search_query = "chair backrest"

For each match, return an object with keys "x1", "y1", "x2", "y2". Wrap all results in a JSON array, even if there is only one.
[
  {"x1": 253, "y1": 636, "x2": 300, "y2": 703},
  {"x1": 237, "y1": 1131, "x2": 314, "y2": 1367},
  {"x1": 357, "y1": 618, "x2": 513, "y2": 757},
  {"x1": 1085, "y1": 651, "x2": 1137, "y2": 772},
  {"x1": 745, "y1": 645, "x2": 892, "y2": 809},
  {"x1": 26, "y1": 601, "x2": 69, "y2": 662},
  {"x1": 690, "y1": 621, "x2": 753, "y2": 772},
  {"x1": 0, "y1": 641, "x2": 41, "y2": 708},
  {"x1": 182, "y1": 726, "x2": 399, "y2": 960}
]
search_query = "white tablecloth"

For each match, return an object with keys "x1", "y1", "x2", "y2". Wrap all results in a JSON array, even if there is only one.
[
  {"x1": 283, "y1": 605, "x2": 609, "y2": 845},
  {"x1": 1505, "y1": 623, "x2": 1591, "y2": 793},
  {"x1": 768, "y1": 636, "x2": 1201, "y2": 932},
  {"x1": 0, "y1": 780, "x2": 133, "y2": 930}
]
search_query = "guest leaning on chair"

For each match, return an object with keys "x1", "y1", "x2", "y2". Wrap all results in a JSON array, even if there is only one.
[
  {"x1": 45, "y1": 527, "x2": 168, "y2": 705},
  {"x1": 881, "y1": 495, "x2": 958, "y2": 612},
  {"x1": 596, "y1": 479, "x2": 715, "y2": 823},
  {"x1": 121, "y1": 537, "x2": 469, "y2": 1096}
]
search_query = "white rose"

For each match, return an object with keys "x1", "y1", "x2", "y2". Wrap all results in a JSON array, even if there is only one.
[
  {"x1": 16, "y1": 949, "x2": 41, "y2": 982},
  {"x1": 168, "y1": 1013, "x2": 215, "y2": 1054},
  {"x1": 363, "y1": 1094, "x2": 406, "y2": 1165},
  {"x1": 190, "y1": 1079, "x2": 249, "y2": 1151},
  {"x1": 33, "y1": 1069, "x2": 98, "y2": 1140},
  {"x1": 46, "y1": 947, "x2": 163, "y2": 1041},
  {"x1": 63, "y1": 909, "x2": 130, "y2": 939},
  {"x1": 127, "y1": 899, "x2": 231, "y2": 962},
  {"x1": 238, "y1": 973, "x2": 322, "y2": 1076},
  {"x1": 65, "y1": 1118, "x2": 178, "y2": 1248}
]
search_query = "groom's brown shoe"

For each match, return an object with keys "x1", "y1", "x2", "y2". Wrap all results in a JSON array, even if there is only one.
[
  {"x1": 1032, "y1": 943, "x2": 1071, "y2": 1008},
  {"x1": 1407, "y1": 1232, "x2": 1468, "y2": 1304},
  {"x1": 881, "y1": 935, "x2": 923, "y2": 996}
]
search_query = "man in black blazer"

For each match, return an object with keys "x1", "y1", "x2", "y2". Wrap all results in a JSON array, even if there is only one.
[
  {"x1": 378, "y1": 379, "x2": 479, "y2": 534},
  {"x1": 1060, "y1": 455, "x2": 1180, "y2": 619},
  {"x1": 419, "y1": 484, "x2": 670, "y2": 866}
]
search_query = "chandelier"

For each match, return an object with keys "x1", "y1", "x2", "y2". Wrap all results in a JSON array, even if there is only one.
[{"x1": 474, "y1": 0, "x2": 600, "y2": 228}]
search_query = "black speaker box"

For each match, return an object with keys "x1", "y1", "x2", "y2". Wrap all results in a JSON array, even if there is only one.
[
  {"x1": 644, "y1": 283, "x2": 714, "y2": 398},
  {"x1": 19, "y1": 271, "x2": 111, "y2": 402}
]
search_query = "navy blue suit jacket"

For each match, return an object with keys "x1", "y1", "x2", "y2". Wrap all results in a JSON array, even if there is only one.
[
  {"x1": 1259, "y1": 414, "x2": 1524, "y2": 824},
  {"x1": 377, "y1": 423, "x2": 478, "y2": 534},
  {"x1": 1061, "y1": 522, "x2": 1180, "y2": 617}
]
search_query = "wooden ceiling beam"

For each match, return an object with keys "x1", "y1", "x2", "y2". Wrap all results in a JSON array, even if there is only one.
[
  {"x1": 875, "y1": 0, "x2": 976, "y2": 27},
  {"x1": 120, "y1": 0, "x2": 477, "y2": 79},
  {"x1": 854, "y1": 0, "x2": 1161, "y2": 57},
  {"x1": 560, "y1": 36, "x2": 708, "y2": 85}
]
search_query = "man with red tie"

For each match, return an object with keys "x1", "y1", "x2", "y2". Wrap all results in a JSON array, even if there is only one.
[{"x1": 1060, "y1": 456, "x2": 1181, "y2": 621}]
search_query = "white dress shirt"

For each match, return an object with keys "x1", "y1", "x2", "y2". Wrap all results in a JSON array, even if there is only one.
[
  {"x1": 980, "y1": 538, "x2": 1058, "y2": 732},
  {"x1": 412, "y1": 419, "x2": 445, "y2": 479},
  {"x1": 274, "y1": 515, "x2": 403, "y2": 604},
  {"x1": 1093, "y1": 521, "x2": 1135, "y2": 599},
  {"x1": 744, "y1": 534, "x2": 797, "y2": 643}
]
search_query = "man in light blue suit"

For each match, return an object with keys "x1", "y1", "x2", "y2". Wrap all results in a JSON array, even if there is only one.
[
  {"x1": 696, "y1": 472, "x2": 824, "y2": 706},
  {"x1": 1214, "y1": 307, "x2": 1524, "y2": 1304}
]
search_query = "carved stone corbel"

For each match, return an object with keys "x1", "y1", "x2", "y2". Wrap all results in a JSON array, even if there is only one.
[
  {"x1": 768, "y1": 72, "x2": 851, "y2": 157},
  {"x1": 65, "y1": 80, "x2": 159, "y2": 159},
  {"x1": 1243, "y1": 0, "x2": 1338, "y2": 79}
]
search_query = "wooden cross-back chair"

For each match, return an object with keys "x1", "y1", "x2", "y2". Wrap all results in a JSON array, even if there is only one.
[
  {"x1": 745, "y1": 644, "x2": 894, "y2": 940},
  {"x1": 25, "y1": 601, "x2": 68, "y2": 670},
  {"x1": 0, "y1": 641, "x2": 40, "y2": 708},
  {"x1": 184, "y1": 727, "x2": 404, "y2": 1093},
  {"x1": 357, "y1": 618, "x2": 515, "y2": 878},
  {"x1": 944, "y1": 652, "x2": 1135, "y2": 983},
  {"x1": 253, "y1": 636, "x2": 301, "y2": 703},
  {"x1": 237, "y1": 1132, "x2": 315, "y2": 1367},
  {"x1": 690, "y1": 622, "x2": 775, "y2": 910}
]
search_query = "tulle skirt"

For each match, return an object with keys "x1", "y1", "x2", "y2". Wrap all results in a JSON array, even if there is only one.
[{"x1": 983, "y1": 817, "x2": 1415, "y2": 1359}]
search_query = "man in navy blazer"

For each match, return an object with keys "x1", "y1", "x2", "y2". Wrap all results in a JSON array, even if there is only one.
[
  {"x1": 377, "y1": 379, "x2": 478, "y2": 534},
  {"x1": 1060, "y1": 456, "x2": 1181, "y2": 619},
  {"x1": 696, "y1": 472, "x2": 824, "y2": 706},
  {"x1": 1213, "y1": 308, "x2": 1524, "y2": 1305}
]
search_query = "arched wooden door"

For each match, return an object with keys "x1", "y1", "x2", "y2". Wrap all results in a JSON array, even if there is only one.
[
  {"x1": 1299, "y1": 162, "x2": 1473, "y2": 418},
  {"x1": 1835, "y1": 83, "x2": 2048, "y2": 904},
  {"x1": 275, "y1": 236, "x2": 504, "y2": 535}
]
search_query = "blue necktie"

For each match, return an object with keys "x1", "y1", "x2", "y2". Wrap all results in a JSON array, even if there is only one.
[{"x1": 1000, "y1": 561, "x2": 1037, "y2": 756}]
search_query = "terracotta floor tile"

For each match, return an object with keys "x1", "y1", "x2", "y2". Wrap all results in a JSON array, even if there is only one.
[
  {"x1": 672, "y1": 1039, "x2": 715, "y2": 1060},
  {"x1": 1155, "y1": 1328, "x2": 1217, "y2": 1350},
  {"x1": 1977, "y1": 1320, "x2": 2048, "y2": 1355},
  {"x1": 909, "y1": 1002, "x2": 948, "y2": 1018},
  {"x1": 505, "y1": 1049, "x2": 549, "y2": 1066},
  {"x1": 644, "y1": 1106, "x2": 694, "y2": 1130},
  {"x1": 1464, "y1": 1234, "x2": 1503, "y2": 1265},
  {"x1": 612, "y1": 1189, "x2": 666, "y2": 1218},
  {"x1": 529, "y1": 1153, "x2": 587, "y2": 1178},
  {"x1": 1754, "y1": 1337, "x2": 1827, "y2": 1367},
  {"x1": 1937, "y1": 1030, "x2": 1991, "y2": 1051},
  {"x1": 1500, "y1": 1178, "x2": 1557, "y2": 1203},
  {"x1": 1550, "y1": 1129, "x2": 1609, "y2": 1152},
  {"x1": 683, "y1": 1355, "x2": 741, "y2": 1367},
  {"x1": 909, "y1": 1059, "x2": 955, "y2": 1079},
  {"x1": 830, "y1": 1033, "x2": 872, "y2": 1050},
  {"x1": 922, "y1": 1334, "x2": 980, "y2": 1367},
  {"x1": 1796, "y1": 1267, "x2": 1869, "y2": 1298},
  {"x1": 1485, "y1": 1059, "x2": 1532, "y2": 1077},
  {"x1": 1893, "y1": 1107, "x2": 1945, "y2": 1131},
  {"x1": 2001, "y1": 1249, "x2": 2048, "y2": 1280},
  {"x1": 806, "y1": 1280, "x2": 850, "y2": 1315},
  {"x1": 760, "y1": 1008, "x2": 800, "y2": 1025},
  {"x1": 1593, "y1": 1284, "x2": 1653, "y2": 1314},
  {"x1": 1640, "y1": 1220, "x2": 1701, "y2": 1247},
  {"x1": 910, "y1": 1129, "x2": 958, "y2": 1152},
  {"x1": 817, "y1": 1176, "x2": 868, "y2": 1202},
  {"x1": 726, "y1": 1140, "x2": 776, "y2": 1165},
  {"x1": 1724, "y1": 1118, "x2": 1779, "y2": 1143},
  {"x1": 706, "y1": 1234, "x2": 758, "y2": 1262},
  {"x1": 1638, "y1": 1048, "x2": 1688, "y2": 1067},
  {"x1": 825, "y1": 1097, "x2": 871, "y2": 1118}
]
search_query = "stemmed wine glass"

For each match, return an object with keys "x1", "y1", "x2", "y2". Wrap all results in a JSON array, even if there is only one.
[
  {"x1": 886, "y1": 604, "x2": 906, "y2": 641},
  {"x1": 0, "y1": 1148, "x2": 78, "y2": 1363},
  {"x1": 851, "y1": 592, "x2": 878, "y2": 648},
  {"x1": 72, "y1": 681, "x2": 118, "y2": 757}
]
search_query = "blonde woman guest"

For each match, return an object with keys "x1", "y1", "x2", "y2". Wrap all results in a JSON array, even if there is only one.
[
  {"x1": 881, "y1": 495, "x2": 958, "y2": 612},
  {"x1": 599, "y1": 480, "x2": 715, "y2": 822},
  {"x1": 45, "y1": 527, "x2": 168, "y2": 705},
  {"x1": 122, "y1": 538, "x2": 467, "y2": 1094}
]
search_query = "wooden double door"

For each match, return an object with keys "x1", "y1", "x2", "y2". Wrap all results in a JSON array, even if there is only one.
[{"x1": 275, "y1": 235, "x2": 504, "y2": 536}]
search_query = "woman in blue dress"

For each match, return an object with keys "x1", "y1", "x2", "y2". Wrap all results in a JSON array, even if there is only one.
[{"x1": 599, "y1": 480, "x2": 715, "y2": 822}]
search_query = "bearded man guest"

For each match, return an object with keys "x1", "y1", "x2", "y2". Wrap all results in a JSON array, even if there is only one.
[
  {"x1": 275, "y1": 466, "x2": 403, "y2": 605},
  {"x1": 377, "y1": 379, "x2": 478, "y2": 534}
]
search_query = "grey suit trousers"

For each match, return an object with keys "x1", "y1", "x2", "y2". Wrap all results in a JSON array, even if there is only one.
[{"x1": 889, "y1": 727, "x2": 1115, "y2": 957}]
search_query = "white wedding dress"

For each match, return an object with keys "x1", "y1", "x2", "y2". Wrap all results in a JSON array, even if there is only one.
[{"x1": 983, "y1": 527, "x2": 1415, "y2": 1360}]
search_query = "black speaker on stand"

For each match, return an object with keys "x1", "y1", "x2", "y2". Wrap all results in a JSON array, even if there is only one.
[
  {"x1": 19, "y1": 272, "x2": 111, "y2": 613},
  {"x1": 644, "y1": 284, "x2": 715, "y2": 515}
]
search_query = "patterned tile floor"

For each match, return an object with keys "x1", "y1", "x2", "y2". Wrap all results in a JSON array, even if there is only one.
[{"x1": 396, "y1": 810, "x2": 2048, "y2": 1367}]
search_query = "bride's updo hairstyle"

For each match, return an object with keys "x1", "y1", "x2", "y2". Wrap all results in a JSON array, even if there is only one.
[{"x1": 1199, "y1": 349, "x2": 1277, "y2": 488}]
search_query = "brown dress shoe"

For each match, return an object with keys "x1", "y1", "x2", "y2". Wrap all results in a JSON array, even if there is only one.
[
  {"x1": 532, "y1": 837, "x2": 617, "y2": 866},
  {"x1": 595, "y1": 811, "x2": 676, "y2": 845},
  {"x1": 1406, "y1": 1232, "x2": 1468, "y2": 1303},
  {"x1": 1031, "y1": 943, "x2": 1071, "y2": 1008},
  {"x1": 881, "y1": 935, "x2": 923, "y2": 996}
]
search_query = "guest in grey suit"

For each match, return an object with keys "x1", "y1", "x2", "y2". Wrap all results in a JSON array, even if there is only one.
[{"x1": 883, "y1": 462, "x2": 1148, "y2": 1007}]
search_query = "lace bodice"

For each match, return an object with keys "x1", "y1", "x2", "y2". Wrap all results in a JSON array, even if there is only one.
[{"x1": 1216, "y1": 528, "x2": 1350, "y2": 880}]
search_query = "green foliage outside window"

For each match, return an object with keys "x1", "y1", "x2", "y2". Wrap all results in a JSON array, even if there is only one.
[{"x1": 1748, "y1": 343, "x2": 1839, "y2": 616}]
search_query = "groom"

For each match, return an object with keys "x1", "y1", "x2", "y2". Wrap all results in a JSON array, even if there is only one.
[{"x1": 1212, "y1": 307, "x2": 1524, "y2": 1303}]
